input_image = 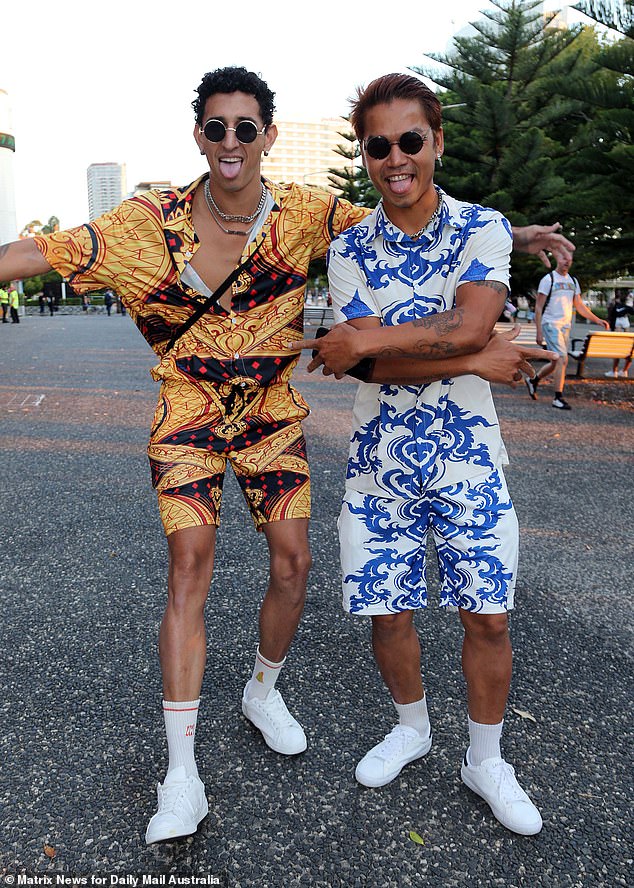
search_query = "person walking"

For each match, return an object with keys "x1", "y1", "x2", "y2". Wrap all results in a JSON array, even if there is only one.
[
  {"x1": 525, "y1": 257, "x2": 609, "y2": 409},
  {"x1": 605, "y1": 290, "x2": 634, "y2": 378}
]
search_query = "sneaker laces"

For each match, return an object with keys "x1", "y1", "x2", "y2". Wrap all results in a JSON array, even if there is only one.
[
  {"x1": 484, "y1": 759, "x2": 527, "y2": 805},
  {"x1": 376, "y1": 725, "x2": 420, "y2": 762},
  {"x1": 256, "y1": 690, "x2": 296, "y2": 729},
  {"x1": 157, "y1": 775, "x2": 197, "y2": 818}
]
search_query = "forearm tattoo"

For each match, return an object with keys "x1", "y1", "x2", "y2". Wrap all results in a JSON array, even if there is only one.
[
  {"x1": 375, "y1": 308, "x2": 464, "y2": 358},
  {"x1": 0, "y1": 243, "x2": 10, "y2": 260}
]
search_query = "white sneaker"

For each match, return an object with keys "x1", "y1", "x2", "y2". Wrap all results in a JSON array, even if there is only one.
[
  {"x1": 605, "y1": 370, "x2": 618, "y2": 378},
  {"x1": 242, "y1": 685, "x2": 307, "y2": 755},
  {"x1": 619, "y1": 370, "x2": 629, "y2": 377},
  {"x1": 145, "y1": 766, "x2": 208, "y2": 844},
  {"x1": 355, "y1": 724, "x2": 433, "y2": 788},
  {"x1": 461, "y1": 751, "x2": 543, "y2": 835}
]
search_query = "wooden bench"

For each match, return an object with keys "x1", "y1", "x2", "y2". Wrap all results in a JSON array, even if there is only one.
[{"x1": 568, "y1": 330, "x2": 634, "y2": 378}]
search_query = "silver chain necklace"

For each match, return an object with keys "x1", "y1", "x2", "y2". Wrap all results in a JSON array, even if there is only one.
[
  {"x1": 410, "y1": 189, "x2": 443, "y2": 240},
  {"x1": 204, "y1": 178, "x2": 266, "y2": 223}
]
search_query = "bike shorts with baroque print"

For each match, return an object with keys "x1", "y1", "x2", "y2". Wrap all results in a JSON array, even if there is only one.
[{"x1": 147, "y1": 377, "x2": 311, "y2": 535}]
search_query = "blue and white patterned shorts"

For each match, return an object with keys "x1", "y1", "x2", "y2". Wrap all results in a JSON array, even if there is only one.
[{"x1": 338, "y1": 468, "x2": 518, "y2": 616}]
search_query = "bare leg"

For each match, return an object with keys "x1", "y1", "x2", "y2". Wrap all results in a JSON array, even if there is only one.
[
  {"x1": 459, "y1": 610, "x2": 512, "y2": 723},
  {"x1": 259, "y1": 518, "x2": 311, "y2": 662},
  {"x1": 371, "y1": 611, "x2": 424, "y2": 704},
  {"x1": 159, "y1": 525, "x2": 216, "y2": 701}
]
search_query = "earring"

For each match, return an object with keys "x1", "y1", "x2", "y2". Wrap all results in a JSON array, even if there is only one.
[
  {"x1": 200, "y1": 148, "x2": 205, "y2": 155},
  {"x1": 264, "y1": 150, "x2": 269, "y2": 157},
  {"x1": 436, "y1": 153, "x2": 443, "y2": 168}
]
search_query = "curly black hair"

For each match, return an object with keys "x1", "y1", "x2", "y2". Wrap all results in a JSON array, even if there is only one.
[{"x1": 192, "y1": 67, "x2": 276, "y2": 126}]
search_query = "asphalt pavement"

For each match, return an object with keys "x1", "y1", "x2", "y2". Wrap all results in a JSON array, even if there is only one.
[{"x1": 0, "y1": 314, "x2": 632, "y2": 887}]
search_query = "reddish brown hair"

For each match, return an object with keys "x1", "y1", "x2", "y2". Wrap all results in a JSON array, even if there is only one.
[{"x1": 350, "y1": 73, "x2": 442, "y2": 141}]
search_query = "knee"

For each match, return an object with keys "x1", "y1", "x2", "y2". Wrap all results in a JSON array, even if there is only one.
[
  {"x1": 372, "y1": 612, "x2": 414, "y2": 644},
  {"x1": 167, "y1": 542, "x2": 214, "y2": 611},
  {"x1": 463, "y1": 612, "x2": 510, "y2": 647},
  {"x1": 270, "y1": 547, "x2": 312, "y2": 598}
]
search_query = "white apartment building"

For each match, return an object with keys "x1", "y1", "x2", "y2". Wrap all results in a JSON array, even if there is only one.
[
  {"x1": 87, "y1": 162, "x2": 127, "y2": 220},
  {"x1": 261, "y1": 118, "x2": 357, "y2": 190}
]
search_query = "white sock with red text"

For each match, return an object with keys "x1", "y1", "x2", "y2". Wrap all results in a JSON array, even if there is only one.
[
  {"x1": 163, "y1": 699, "x2": 200, "y2": 777},
  {"x1": 246, "y1": 648, "x2": 286, "y2": 700},
  {"x1": 467, "y1": 716, "x2": 503, "y2": 766}
]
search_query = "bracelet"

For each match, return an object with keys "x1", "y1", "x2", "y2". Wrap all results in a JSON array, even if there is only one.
[{"x1": 347, "y1": 357, "x2": 376, "y2": 382}]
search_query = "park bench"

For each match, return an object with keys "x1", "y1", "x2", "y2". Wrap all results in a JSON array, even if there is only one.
[{"x1": 568, "y1": 330, "x2": 634, "y2": 378}]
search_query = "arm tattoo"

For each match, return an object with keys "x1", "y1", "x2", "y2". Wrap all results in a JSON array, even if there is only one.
[
  {"x1": 469, "y1": 280, "x2": 509, "y2": 296},
  {"x1": 0, "y1": 243, "x2": 10, "y2": 260},
  {"x1": 374, "y1": 307, "x2": 463, "y2": 358},
  {"x1": 411, "y1": 307, "x2": 464, "y2": 335}
]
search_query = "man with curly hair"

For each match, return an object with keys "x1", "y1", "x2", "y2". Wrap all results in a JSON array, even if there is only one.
[{"x1": 1, "y1": 65, "x2": 571, "y2": 844}]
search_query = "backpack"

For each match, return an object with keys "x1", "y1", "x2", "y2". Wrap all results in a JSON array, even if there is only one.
[{"x1": 542, "y1": 271, "x2": 579, "y2": 314}]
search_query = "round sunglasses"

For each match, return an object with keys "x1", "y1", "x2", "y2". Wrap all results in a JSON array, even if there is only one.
[
  {"x1": 363, "y1": 129, "x2": 431, "y2": 160},
  {"x1": 201, "y1": 118, "x2": 267, "y2": 144}
]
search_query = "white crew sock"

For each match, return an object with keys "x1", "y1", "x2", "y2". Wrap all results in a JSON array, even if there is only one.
[
  {"x1": 163, "y1": 698, "x2": 200, "y2": 777},
  {"x1": 393, "y1": 695, "x2": 431, "y2": 738},
  {"x1": 467, "y1": 716, "x2": 503, "y2": 766},
  {"x1": 246, "y1": 647, "x2": 286, "y2": 700}
]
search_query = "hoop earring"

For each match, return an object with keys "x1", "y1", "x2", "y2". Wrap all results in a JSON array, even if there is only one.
[{"x1": 264, "y1": 150, "x2": 269, "y2": 157}]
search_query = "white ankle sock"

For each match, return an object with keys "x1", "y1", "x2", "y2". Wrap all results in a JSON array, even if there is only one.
[
  {"x1": 467, "y1": 716, "x2": 503, "y2": 766},
  {"x1": 246, "y1": 648, "x2": 285, "y2": 700},
  {"x1": 393, "y1": 696, "x2": 431, "y2": 738},
  {"x1": 163, "y1": 699, "x2": 200, "y2": 777}
]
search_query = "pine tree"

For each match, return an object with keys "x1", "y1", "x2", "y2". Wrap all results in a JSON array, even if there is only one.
[{"x1": 413, "y1": 0, "x2": 591, "y2": 292}]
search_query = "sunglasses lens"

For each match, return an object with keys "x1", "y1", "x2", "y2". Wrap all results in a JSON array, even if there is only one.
[
  {"x1": 235, "y1": 121, "x2": 259, "y2": 143},
  {"x1": 203, "y1": 119, "x2": 225, "y2": 142},
  {"x1": 399, "y1": 131, "x2": 424, "y2": 155},
  {"x1": 365, "y1": 136, "x2": 390, "y2": 160}
]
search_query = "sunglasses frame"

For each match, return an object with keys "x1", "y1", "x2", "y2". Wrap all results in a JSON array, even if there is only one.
[
  {"x1": 200, "y1": 118, "x2": 267, "y2": 144},
  {"x1": 363, "y1": 128, "x2": 432, "y2": 161}
]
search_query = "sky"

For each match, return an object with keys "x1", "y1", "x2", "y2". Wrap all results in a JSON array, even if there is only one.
[{"x1": 1, "y1": 0, "x2": 574, "y2": 231}]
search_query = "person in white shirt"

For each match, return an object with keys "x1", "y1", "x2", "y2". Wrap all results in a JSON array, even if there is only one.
[
  {"x1": 526, "y1": 257, "x2": 608, "y2": 409},
  {"x1": 295, "y1": 73, "x2": 550, "y2": 836}
]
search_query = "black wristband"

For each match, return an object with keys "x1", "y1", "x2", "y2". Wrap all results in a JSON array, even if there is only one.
[{"x1": 346, "y1": 357, "x2": 375, "y2": 382}]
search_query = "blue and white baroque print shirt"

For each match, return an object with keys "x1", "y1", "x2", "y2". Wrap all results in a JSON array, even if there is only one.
[{"x1": 328, "y1": 191, "x2": 513, "y2": 500}]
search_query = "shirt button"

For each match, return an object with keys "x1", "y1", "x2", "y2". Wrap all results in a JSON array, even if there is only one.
[
  {"x1": 234, "y1": 352, "x2": 240, "y2": 359},
  {"x1": 231, "y1": 317, "x2": 237, "y2": 325}
]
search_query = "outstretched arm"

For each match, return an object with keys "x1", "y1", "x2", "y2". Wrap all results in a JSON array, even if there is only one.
[
  {"x1": 0, "y1": 239, "x2": 52, "y2": 280},
  {"x1": 511, "y1": 223, "x2": 575, "y2": 269}
]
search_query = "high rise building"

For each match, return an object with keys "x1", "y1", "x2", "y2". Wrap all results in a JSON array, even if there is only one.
[
  {"x1": 0, "y1": 89, "x2": 18, "y2": 246},
  {"x1": 87, "y1": 162, "x2": 127, "y2": 220},
  {"x1": 261, "y1": 118, "x2": 357, "y2": 190}
]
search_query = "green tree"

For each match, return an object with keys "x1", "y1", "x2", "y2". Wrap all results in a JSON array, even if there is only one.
[
  {"x1": 552, "y1": 2, "x2": 634, "y2": 278},
  {"x1": 327, "y1": 126, "x2": 380, "y2": 208},
  {"x1": 574, "y1": 1, "x2": 634, "y2": 38},
  {"x1": 412, "y1": 0, "x2": 591, "y2": 293}
]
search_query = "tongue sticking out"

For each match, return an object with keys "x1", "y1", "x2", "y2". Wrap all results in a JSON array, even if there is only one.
[
  {"x1": 388, "y1": 175, "x2": 412, "y2": 196},
  {"x1": 220, "y1": 159, "x2": 242, "y2": 180}
]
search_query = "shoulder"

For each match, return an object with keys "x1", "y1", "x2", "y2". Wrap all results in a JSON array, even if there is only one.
[
  {"x1": 329, "y1": 208, "x2": 377, "y2": 257},
  {"x1": 444, "y1": 193, "x2": 511, "y2": 237}
]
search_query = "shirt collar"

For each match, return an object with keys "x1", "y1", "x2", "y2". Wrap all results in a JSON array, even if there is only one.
[{"x1": 365, "y1": 188, "x2": 467, "y2": 244}]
